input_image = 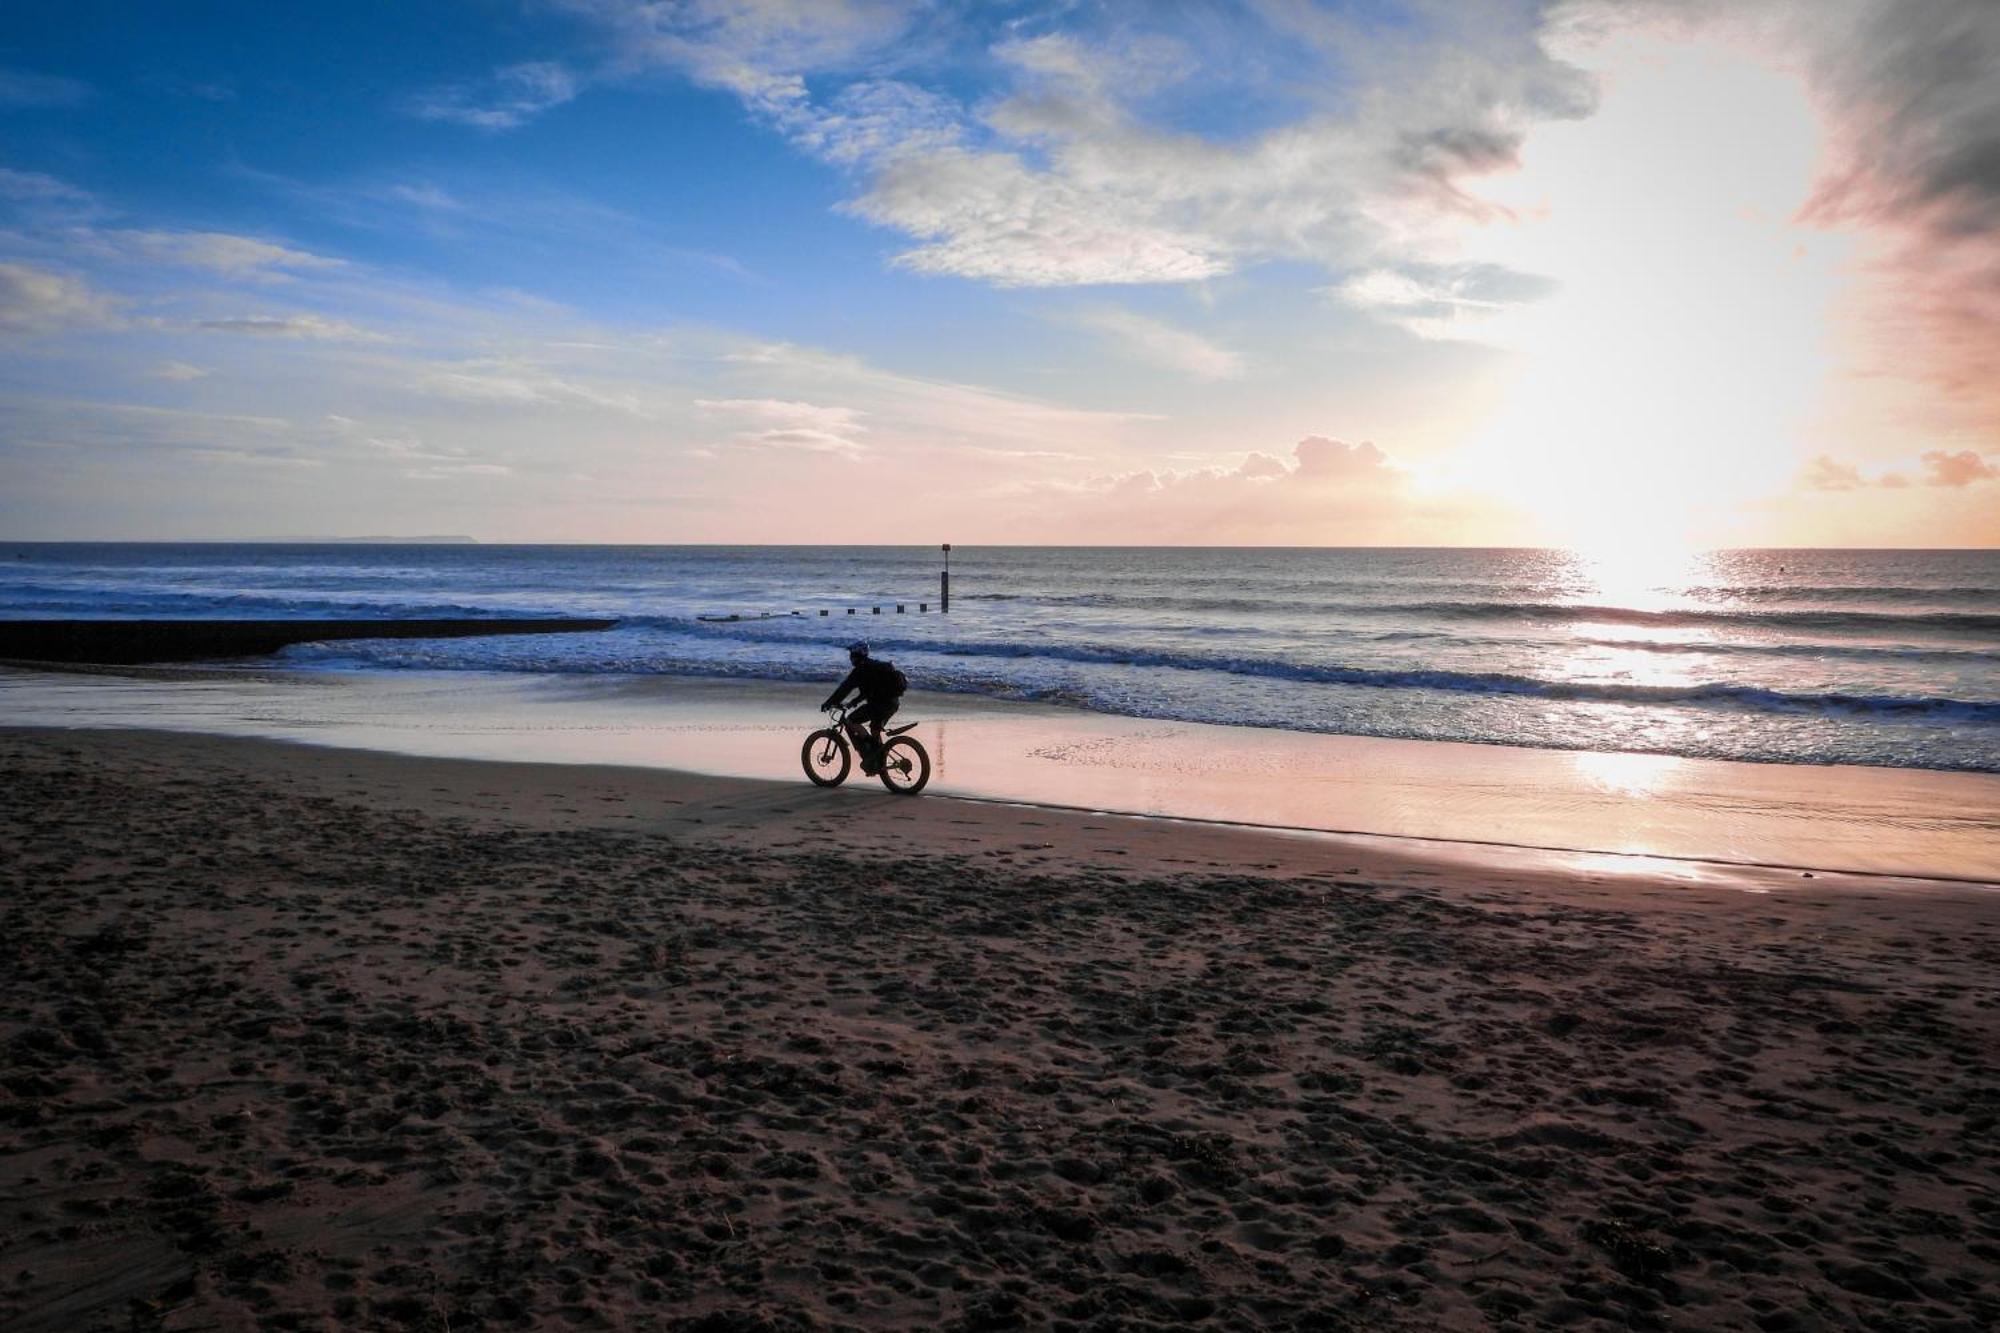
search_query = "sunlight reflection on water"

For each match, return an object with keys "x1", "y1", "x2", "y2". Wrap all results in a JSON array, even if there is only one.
[{"x1": 1571, "y1": 748, "x2": 1686, "y2": 799}]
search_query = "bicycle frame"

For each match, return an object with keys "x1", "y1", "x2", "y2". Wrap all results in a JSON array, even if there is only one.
[
  {"x1": 806, "y1": 703, "x2": 929, "y2": 793},
  {"x1": 824, "y1": 700, "x2": 916, "y2": 746}
]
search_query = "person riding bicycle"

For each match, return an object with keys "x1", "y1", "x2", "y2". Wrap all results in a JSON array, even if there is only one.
[{"x1": 821, "y1": 641, "x2": 906, "y2": 775}]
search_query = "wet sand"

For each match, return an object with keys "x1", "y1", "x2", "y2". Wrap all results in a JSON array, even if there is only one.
[
  {"x1": 4, "y1": 666, "x2": 1995, "y2": 880},
  {"x1": 2, "y1": 726, "x2": 1997, "y2": 1331}
]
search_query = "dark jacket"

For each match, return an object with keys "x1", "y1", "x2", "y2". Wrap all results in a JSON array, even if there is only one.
[{"x1": 823, "y1": 658, "x2": 901, "y2": 709}]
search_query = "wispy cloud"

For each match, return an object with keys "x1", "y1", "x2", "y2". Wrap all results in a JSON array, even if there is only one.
[
  {"x1": 716, "y1": 339, "x2": 1161, "y2": 447},
  {"x1": 0, "y1": 167, "x2": 104, "y2": 226},
  {"x1": 0, "y1": 395, "x2": 297, "y2": 457},
  {"x1": 384, "y1": 182, "x2": 464, "y2": 212},
  {"x1": 418, "y1": 359, "x2": 649, "y2": 414},
  {"x1": 142, "y1": 74, "x2": 236, "y2": 103},
  {"x1": 1800, "y1": 454, "x2": 1864, "y2": 491},
  {"x1": 0, "y1": 67, "x2": 91, "y2": 109},
  {"x1": 411, "y1": 61, "x2": 579, "y2": 130},
  {"x1": 85, "y1": 229, "x2": 344, "y2": 279},
  {"x1": 323, "y1": 413, "x2": 518, "y2": 479},
  {"x1": 1071, "y1": 306, "x2": 1244, "y2": 380},
  {"x1": 0, "y1": 262, "x2": 121, "y2": 333},
  {"x1": 695, "y1": 396, "x2": 868, "y2": 457},
  {"x1": 1333, "y1": 261, "x2": 1560, "y2": 340},
  {"x1": 190, "y1": 314, "x2": 384, "y2": 341}
]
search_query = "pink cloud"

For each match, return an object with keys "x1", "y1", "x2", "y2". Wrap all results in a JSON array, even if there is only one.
[
  {"x1": 1292, "y1": 436, "x2": 1391, "y2": 481},
  {"x1": 1800, "y1": 454, "x2": 1864, "y2": 491},
  {"x1": 1920, "y1": 449, "x2": 1997, "y2": 487},
  {"x1": 994, "y1": 436, "x2": 1514, "y2": 544}
]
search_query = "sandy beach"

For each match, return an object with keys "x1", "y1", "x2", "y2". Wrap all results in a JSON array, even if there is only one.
[{"x1": 3, "y1": 724, "x2": 1997, "y2": 1331}]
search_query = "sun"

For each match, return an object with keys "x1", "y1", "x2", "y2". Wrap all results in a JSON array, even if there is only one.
[{"x1": 1446, "y1": 27, "x2": 1855, "y2": 552}]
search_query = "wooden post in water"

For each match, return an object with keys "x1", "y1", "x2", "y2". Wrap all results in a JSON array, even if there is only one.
[{"x1": 941, "y1": 543, "x2": 951, "y2": 613}]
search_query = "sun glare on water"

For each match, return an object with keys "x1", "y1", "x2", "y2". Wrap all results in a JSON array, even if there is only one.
[{"x1": 1453, "y1": 30, "x2": 1852, "y2": 553}]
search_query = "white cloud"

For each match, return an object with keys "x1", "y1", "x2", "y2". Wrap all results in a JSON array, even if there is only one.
[
  {"x1": 572, "y1": 0, "x2": 922, "y2": 101},
  {"x1": 849, "y1": 148, "x2": 1232, "y2": 286},
  {"x1": 788, "y1": 79, "x2": 962, "y2": 165},
  {"x1": 411, "y1": 61, "x2": 580, "y2": 130},
  {"x1": 149, "y1": 361, "x2": 213, "y2": 381},
  {"x1": 0, "y1": 262, "x2": 121, "y2": 333},
  {"x1": 1072, "y1": 305, "x2": 1244, "y2": 379},
  {"x1": 566, "y1": 3, "x2": 1595, "y2": 289},
  {"x1": 992, "y1": 31, "x2": 1197, "y2": 98}
]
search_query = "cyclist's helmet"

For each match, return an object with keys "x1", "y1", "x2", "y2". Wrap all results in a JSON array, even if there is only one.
[{"x1": 847, "y1": 641, "x2": 870, "y2": 659}]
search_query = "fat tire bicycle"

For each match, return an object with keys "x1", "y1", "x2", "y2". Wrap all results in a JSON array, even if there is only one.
[{"x1": 802, "y1": 702, "x2": 931, "y2": 795}]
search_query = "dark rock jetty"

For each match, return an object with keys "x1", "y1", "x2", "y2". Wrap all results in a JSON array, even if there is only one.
[{"x1": 0, "y1": 617, "x2": 618, "y2": 664}]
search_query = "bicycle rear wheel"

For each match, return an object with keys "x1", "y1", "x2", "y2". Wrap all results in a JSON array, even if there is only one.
[
  {"x1": 802, "y1": 729, "x2": 850, "y2": 786},
  {"x1": 877, "y1": 735, "x2": 930, "y2": 794}
]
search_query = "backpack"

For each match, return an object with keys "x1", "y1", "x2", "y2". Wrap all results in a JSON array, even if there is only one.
[{"x1": 860, "y1": 657, "x2": 908, "y2": 700}]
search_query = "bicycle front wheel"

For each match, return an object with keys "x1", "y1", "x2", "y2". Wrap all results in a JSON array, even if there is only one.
[
  {"x1": 802, "y1": 729, "x2": 851, "y2": 786},
  {"x1": 877, "y1": 735, "x2": 930, "y2": 794}
]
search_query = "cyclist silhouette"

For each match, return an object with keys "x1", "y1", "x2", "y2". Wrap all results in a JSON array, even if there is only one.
[{"x1": 821, "y1": 641, "x2": 906, "y2": 775}]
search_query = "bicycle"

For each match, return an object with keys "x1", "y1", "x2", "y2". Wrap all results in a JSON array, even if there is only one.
[{"x1": 802, "y1": 702, "x2": 931, "y2": 795}]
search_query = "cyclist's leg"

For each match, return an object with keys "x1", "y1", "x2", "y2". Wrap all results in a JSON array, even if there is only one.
[
  {"x1": 846, "y1": 701, "x2": 885, "y2": 766},
  {"x1": 870, "y1": 698, "x2": 899, "y2": 750}
]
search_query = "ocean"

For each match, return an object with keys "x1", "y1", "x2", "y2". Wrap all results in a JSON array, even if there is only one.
[{"x1": 3, "y1": 543, "x2": 1996, "y2": 773}]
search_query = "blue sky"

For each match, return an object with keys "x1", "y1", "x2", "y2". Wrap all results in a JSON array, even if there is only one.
[{"x1": 2, "y1": 1, "x2": 1995, "y2": 544}]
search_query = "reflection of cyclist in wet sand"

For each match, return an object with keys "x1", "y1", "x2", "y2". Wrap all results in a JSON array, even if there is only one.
[{"x1": 821, "y1": 641, "x2": 907, "y2": 775}]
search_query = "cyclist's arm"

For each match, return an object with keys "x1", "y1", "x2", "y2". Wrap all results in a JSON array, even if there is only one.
[{"x1": 822, "y1": 668, "x2": 858, "y2": 709}]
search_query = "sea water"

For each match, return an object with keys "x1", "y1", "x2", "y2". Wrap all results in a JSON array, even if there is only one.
[{"x1": 3, "y1": 544, "x2": 1995, "y2": 773}]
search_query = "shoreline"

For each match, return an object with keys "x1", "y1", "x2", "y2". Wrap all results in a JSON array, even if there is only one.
[
  {"x1": 3, "y1": 725, "x2": 1997, "y2": 1329},
  {"x1": 8, "y1": 723, "x2": 1991, "y2": 898},
  {"x1": 3, "y1": 664, "x2": 1996, "y2": 882}
]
